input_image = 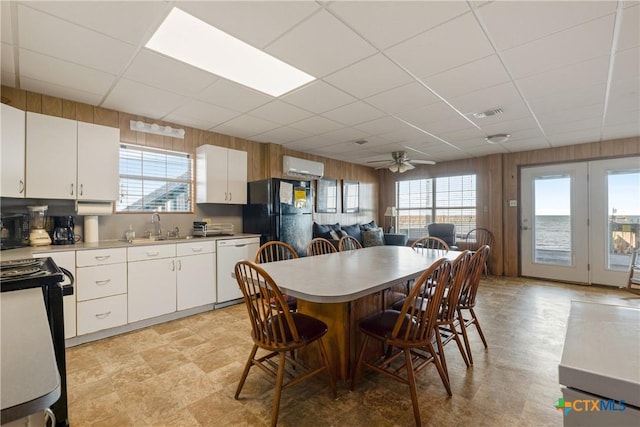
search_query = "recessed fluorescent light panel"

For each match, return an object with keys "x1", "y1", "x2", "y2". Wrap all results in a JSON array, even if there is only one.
[{"x1": 146, "y1": 7, "x2": 315, "y2": 97}]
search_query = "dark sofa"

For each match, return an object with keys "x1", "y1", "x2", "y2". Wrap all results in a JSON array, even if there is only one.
[{"x1": 313, "y1": 221, "x2": 408, "y2": 248}]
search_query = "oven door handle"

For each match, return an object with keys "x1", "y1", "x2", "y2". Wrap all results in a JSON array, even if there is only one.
[{"x1": 59, "y1": 267, "x2": 75, "y2": 296}]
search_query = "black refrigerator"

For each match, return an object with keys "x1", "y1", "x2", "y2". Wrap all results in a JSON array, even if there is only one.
[{"x1": 243, "y1": 178, "x2": 312, "y2": 257}]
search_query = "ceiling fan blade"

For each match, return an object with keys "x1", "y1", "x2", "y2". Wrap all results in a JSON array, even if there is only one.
[
  {"x1": 404, "y1": 162, "x2": 415, "y2": 170},
  {"x1": 374, "y1": 162, "x2": 395, "y2": 170},
  {"x1": 411, "y1": 159, "x2": 436, "y2": 165},
  {"x1": 366, "y1": 159, "x2": 392, "y2": 164}
]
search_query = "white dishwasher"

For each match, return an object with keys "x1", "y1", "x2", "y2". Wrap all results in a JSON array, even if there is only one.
[{"x1": 216, "y1": 237, "x2": 260, "y2": 305}]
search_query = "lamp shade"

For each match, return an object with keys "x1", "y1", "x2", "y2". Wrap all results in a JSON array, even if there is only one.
[{"x1": 384, "y1": 207, "x2": 397, "y2": 217}]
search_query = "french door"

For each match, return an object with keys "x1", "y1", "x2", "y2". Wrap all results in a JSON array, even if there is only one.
[{"x1": 521, "y1": 157, "x2": 639, "y2": 286}]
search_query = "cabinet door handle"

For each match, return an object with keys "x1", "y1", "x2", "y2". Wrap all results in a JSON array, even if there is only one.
[
  {"x1": 145, "y1": 251, "x2": 160, "y2": 257},
  {"x1": 191, "y1": 247, "x2": 203, "y2": 253},
  {"x1": 95, "y1": 279, "x2": 111, "y2": 286},
  {"x1": 171, "y1": 260, "x2": 176, "y2": 271},
  {"x1": 229, "y1": 192, "x2": 232, "y2": 201},
  {"x1": 70, "y1": 183, "x2": 74, "y2": 195},
  {"x1": 80, "y1": 184, "x2": 84, "y2": 196},
  {"x1": 95, "y1": 311, "x2": 111, "y2": 319},
  {"x1": 19, "y1": 180, "x2": 24, "y2": 194},
  {"x1": 224, "y1": 192, "x2": 228, "y2": 201},
  {"x1": 95, "y1": 255, "x2": 111, "y2": 261},
  {"x1": 177, "y1": 260, "x2": 182, "y2": 271}
]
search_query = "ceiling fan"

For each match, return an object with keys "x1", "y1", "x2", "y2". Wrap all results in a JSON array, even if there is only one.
[{"x1": 367, "y1": 151, "x2": 436, "y2": 173}]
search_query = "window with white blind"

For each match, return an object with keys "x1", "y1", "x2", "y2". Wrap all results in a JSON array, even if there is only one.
[
  {"x1": 396, "y1": 175, "x2": 476, "y2": 239},
  {"x1": 117, "y1": 144, "x2": 193, "y2": 213}
]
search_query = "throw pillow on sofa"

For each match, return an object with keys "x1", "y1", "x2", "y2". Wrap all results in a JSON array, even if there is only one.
[
  {"x1": 313, "y1": 222, "x2": 341, "y2": 239},
  {"x1": 341, "y1": 223, "x2": 362, "y2": 243},
  {"x1": 360, "y1": 220, "x2": 378, "y2": 231},
  {"x1": 362, "y1": 227, "x2": 385, "y2": 247}
]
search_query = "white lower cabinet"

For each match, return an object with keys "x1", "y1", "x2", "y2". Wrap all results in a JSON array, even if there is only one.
[
  {"x1": 33, "y1": 251, "x2": 76, "y2": 339},
  {"x1": 75, "y1": 248, "x2": 127, "y2": 335},
  {"x1": 128, "y1": 245, "x2": 177, "y2": 323},
  {"x1": 177, "y1": 241, "x2": 216, "y2": 310}
]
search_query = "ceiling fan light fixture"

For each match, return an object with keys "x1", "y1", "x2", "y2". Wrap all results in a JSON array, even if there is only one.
[
  {"x1": 485, "y1": 133, "x2": 511, "y2": 144},
  {"x1": 398, "y1": 163, "x2": 409, "y2": 173},
  {"x1": 388, "y1": 164, "x2": 399, "y2": 173}
]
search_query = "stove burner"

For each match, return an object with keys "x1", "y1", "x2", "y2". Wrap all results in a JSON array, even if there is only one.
[
  {"x1": 0, "y1": 266, "x2": 48, "y2": 279},
  {"x1": 0, "y1": 259, "x2": 42, "y2": 270}
]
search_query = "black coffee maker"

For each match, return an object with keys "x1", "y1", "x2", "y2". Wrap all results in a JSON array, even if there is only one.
[{"x1": 52, "y1": 216, "x2": 76, "y2": 245}]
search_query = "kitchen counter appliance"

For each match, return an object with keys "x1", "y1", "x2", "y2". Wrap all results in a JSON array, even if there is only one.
[
  {"x1": 0, "y1": 257, "x2": 74, "y2": 426},
  {"x1": 192, "y1": 222, "x2": 234, "y2": 237},
  {"x1": 0, "y1": 213, "x2": 30, "y2": 251}
]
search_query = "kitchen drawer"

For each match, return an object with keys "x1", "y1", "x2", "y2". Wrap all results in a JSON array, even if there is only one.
[
  {"x1": 77, "y1": 294, "x2": 127, "y2": 335},
  {"x1": 176, "y1": 240, "x2": 215, "y2": 256},
  {"x1": 76, "y1": 263, "x2": 127, "y2": 301},
  {"x1": 76, "y1": 248, "x2": 126, "y2": 267},
  {"x1": 128, "y1": 244, "x2": 176, "y2": 262}
]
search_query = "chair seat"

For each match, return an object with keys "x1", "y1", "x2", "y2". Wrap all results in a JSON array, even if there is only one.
[
  {"x1": 267, "y1": 312, "x2": 328, "y2": 343},
  {"x1": 359, "y1": 310, "x2": 416, "y2": 341}
]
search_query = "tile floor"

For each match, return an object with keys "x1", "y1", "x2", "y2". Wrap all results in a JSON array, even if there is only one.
[{"x1": 66, "y1": 277, "x2": 640, "y2": 426}]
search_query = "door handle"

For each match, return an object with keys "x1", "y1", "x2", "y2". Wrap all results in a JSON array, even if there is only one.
[
  {"x1": 95, "y1": 279, "x2": 111, "y2": 286},
  {"x1": 70, "y1": 183, "x2": 74, "y2": 195},
  {"x1": 80, "y1": 183, "x2": 84, "y2": 196},
  {"x1": 19, "y1": 180, "x2": 24, "y2": 194}
]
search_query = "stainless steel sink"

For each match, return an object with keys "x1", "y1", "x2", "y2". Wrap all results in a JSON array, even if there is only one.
[{"x1": 127, "y1": 236, "x2": 194, "y2": 244}]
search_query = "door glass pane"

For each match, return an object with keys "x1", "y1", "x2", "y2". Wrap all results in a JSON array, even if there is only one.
[
  {"x1": 534, "y1": 175, "x2": 572, "y2": 265},
  {"x1": 608, "y1": 170, "x2": 640, "y2": 270}
]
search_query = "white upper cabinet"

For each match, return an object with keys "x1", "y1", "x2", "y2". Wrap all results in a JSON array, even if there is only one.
[
  {"x1": 196, "y1": 144, "x2": 247, "y2": 204},
  {"x1": 26, "y1": 112, "x2": 77, "y2": 199},
  {"x1": 1, "y1": 104, "x2": 26, "y2": 198},
  {"x1": 25, "y1": 112, "x2": 120, "y2": 201},
  {"x1": 77, "y1": 121, "x2": 120, "y2": 201}
]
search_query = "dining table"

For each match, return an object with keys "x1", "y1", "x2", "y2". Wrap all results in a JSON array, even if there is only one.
[{"x1": 256, "y1": 245, "x2": 461, "y2": 381}]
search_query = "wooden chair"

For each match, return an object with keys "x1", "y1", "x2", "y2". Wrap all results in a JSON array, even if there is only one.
[
  {"x1": 338, "y1": 235, "x2": 362, "y2": 251},
  {"x1": 255, "y1": 241, "x2": 298, "y2": 311},
  {"x1": 351, "y1": 258, "x2": 453, "y2": 427},
  {"x1": 306, "y1": 237, "x2": 338, "y2": 256},
  {"x1": 628, "y1": 248, "x2": 640, "y2": 295},
  {"x1": 411, "y1": 236, "x2": 450, "y2": 252},
  {"x1": 456, "y1": 245, "x2": 490, "y2": 365},
  {"x1": 234, "y1": 261, "x2": 336, "y2": 427},
  {"x1": 463, "y1": 228, "x2": 495, "y2": 276}
]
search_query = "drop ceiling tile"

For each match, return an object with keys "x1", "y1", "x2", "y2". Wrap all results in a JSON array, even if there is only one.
[
  {"x1": 281, "y1": 80, "x2": 356, "y2": 114},
  {"x1": 479, "y1": 117, "x2": 540, "y2": 136},
  {"x1": 312, "y1": 141, "x2": 368, "y2": 156},
  {"x1": 23, "y1": 1, "x2": 169, "y2": 45},
  {"x1": 196, "y1": 79, "x2": 273, "y2": 113},
  {"x1": 248, "y1": 100, "x2": 314, "y2": 125},
  {"x1": 438, "y1": 128, "x2": 487, "y2": 145},
  {"x1": 124, "y1": 50, "x2": 218, "y2": 97},
  {"x1": 20, "y1": 77, "x2": 103, "y2": 106},
  {"x1": 178, "y1": 1, "x2": 319, "y2": 48},
  {"x1": 612, "y1": 47, "x2": 640, "y2": 82},
  {"x1": 364, "y1": 82, "x2": 440, "y2": 115},
  {"x1": 618, "y1": 4, "x2": 640, "y2": 50},
  {"x1": 421, "y1": 55, "x2": 511, "y2": 99},
  {"x1": 544, "y1": 117, "x2": 605, "y2": 134},
  {"x1": 318, "y1": 127, "x2": 370, "y2": 145},
  {"x1": 18, "y1": 5, "x2": 136, "y2": 75},
  {"x1": 348, "y1": 135, "x2": 394, "y2": 149},
  {"x1": 463, "y1": 144, "x2": 509, "y2": 156},
  {"x1": 162, "y1": 99, "x2": 240, "y2": 130},
  {"x1": 380, "y1": 125, "x2": 435, "y2": 144},
  {"x1": 354, "y1": 116, "x2": 408, "y2": 135},
  {"x1": 19, "y1": 49, "x2": 116, "y2": 96},
  {"x1": 1, "y1": 1, "x2": 12, "y2": 44},
  {"x1": 328, "y1": 1, "x2": 470, "y2": 50},
  {"x1": 503, "y1": 138, "x2": 552, "y2": 152},
  {"x1": 448, "y1": 82, "x2": 522, "y2": 115},
  {"x1": 501, "y1": 15, "x2": 615, "y2": 79},
  {"x1": 212, "y1": 114, "x2": 281, "y2": 139},
  {"x1": 250, "y1": 126, "x2": 313, "y2": 144},
  {"x1": 421, "y1": 117, "x2": 478, "y2": 136},
  {"x1": 288, "y1": 115, "x2": 344, "y2": 135},
  {"x1": 102, "y1": 78, "x2": 188, "y2": 119},
  {"x1": 507, "y1": 128, "x2": 550, "y2": 142},
  {"x1": 516, "y1": 56, "x2": 610, "y2": 100},
  {"x1": 396, "y1": 101, "x2": 463, "y2": 128},
  {"x1": 606, "y1": 99, "x2": 640, "y2": 121},
  {"x1": 323, "y1": 54, "x2": 413, "y2": 99},
  {"x1": 1, "y1": 42, "x2": 14, "y2": 75},
  {"x1": 478, "y1": 1, "x2": 616, "y2": 51},
  {"x1": 265, "y1": 9, "x2": 376, "y2": 78},
  {"x1": 282, "y1": 135, "x2": 336, "y2": 152},
  {"x1": 528, "y1": 84, "x2": 606, "y2": 114},
  {"x1": 322, "y1": 102, "x2": 386, "y2": 126},
  {"x1": 602, "y1": 123, "x2": 640, "y2": 141},
  {"x1": 385, "y1": 12, "x2": 494, "y2": 78},
  {"x1": 548, "y1": 128, "x2": 602, "y2": 146},
  {"x1": 537, "y1": 104, "x2": 604, "y2": 128}
]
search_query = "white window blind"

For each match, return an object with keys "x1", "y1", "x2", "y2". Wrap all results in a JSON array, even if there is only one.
[{"x1": 117, "y1": 144, "x2": 193, "y2": 213}]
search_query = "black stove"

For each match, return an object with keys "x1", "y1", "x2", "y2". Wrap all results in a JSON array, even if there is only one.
[{"x1": 0, "y1": 257, "x2": 72, "y2": 426}]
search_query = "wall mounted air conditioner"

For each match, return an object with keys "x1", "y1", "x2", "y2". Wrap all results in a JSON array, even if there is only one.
[{"x1": 283, "y1": 155, "x2": 324, "y2": 179}]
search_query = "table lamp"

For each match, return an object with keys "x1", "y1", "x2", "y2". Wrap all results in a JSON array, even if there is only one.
[{"x1": 384, "y1": 206, "x2": 397, "y2": 233}]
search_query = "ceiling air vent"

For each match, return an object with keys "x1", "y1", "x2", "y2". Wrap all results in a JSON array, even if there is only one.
[{"x1": 473, "y1": 108, "x2": 503, "y2": 119}]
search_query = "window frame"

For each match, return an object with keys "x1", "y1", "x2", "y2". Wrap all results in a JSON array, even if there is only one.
[{"x1": 117, "y1": 143, "x2": 194, "y2": 214}]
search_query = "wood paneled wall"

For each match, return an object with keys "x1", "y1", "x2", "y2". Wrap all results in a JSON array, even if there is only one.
[{"x1": 1, "y1": 85, "x2": 380, "y2": 223}]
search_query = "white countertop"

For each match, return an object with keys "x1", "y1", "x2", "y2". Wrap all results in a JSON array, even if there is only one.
[
  {"x1": 559, "y1": 301, "x2": 640, "y2": 408},
  {"x1": 1, "y1": 288, "x2": 61, "y2": 424},
  {"x1": 0, "y1": 233, "x2": 261, "y2": 261},
  {"x1": 257, "y1": 246, "x2": 460, "y2": 303}
]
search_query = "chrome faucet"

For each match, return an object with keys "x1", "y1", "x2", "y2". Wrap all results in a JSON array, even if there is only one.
[{"x1": 151, "y1": 211, "x2": 161, "y2": 237}]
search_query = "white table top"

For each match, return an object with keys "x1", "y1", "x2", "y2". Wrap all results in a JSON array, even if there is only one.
[
  {"x1": 1, "y1": 288, "x2": 61, "y2": 423},
  {"x1": 559, "y1": 301, "x2": 640, "y2": 408},
  {"x1": 257, "y1": 246, "x2": 460, "y2": 303}
]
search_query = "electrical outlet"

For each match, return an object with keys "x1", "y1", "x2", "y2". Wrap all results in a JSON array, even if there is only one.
[{"x1": 509, "y1": 200, "x2": 517, "y2": 207}]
